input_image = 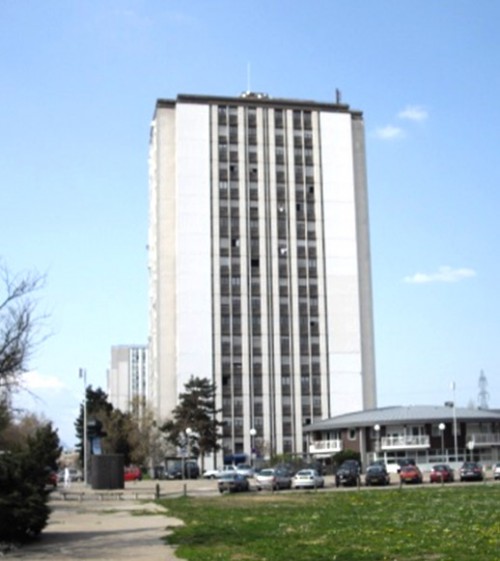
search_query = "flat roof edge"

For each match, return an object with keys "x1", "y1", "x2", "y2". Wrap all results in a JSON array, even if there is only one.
[{"x1": 154, "y1": 93, "x2": 362, "y2": 116}]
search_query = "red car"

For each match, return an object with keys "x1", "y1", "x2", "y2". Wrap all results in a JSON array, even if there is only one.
[
  {"x1": 124, "y1": 466, "x2": 142, "y2": 481},
  {"x1": 429, "y1": 464, "x2": 454, "y2": 483},
  {"x1": 399, "y1": 464, "x2": 423, "y2": 484}
]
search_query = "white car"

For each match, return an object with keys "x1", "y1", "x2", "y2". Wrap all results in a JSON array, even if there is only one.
[
  {"x1": 493, "y1": 462, "x2": 500, "y2": 480},
  {"x1": 236, "y1": 464, "x2": 255, "y2": 478},
  {"x1": 291, "y1": 469, "x2": 324, "y2": 489},
  {"x1": 203, "y1": 465, "x2": 237, "y2": 479}
]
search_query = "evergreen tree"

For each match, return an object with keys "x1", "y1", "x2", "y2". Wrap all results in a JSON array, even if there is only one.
[
  {"x1": 0, "y1": 422, "x2": 61, "y2": 542},
  {"x1": 75, "y1": 386, "x2": 114, "y2": 465},
  {"x1": 161, "y1": 376, "x2": 223, "y2": 470}
]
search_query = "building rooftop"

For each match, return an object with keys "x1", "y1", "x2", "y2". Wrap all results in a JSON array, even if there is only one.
[
  {"x1": 303, "y1": 405, "x2": 500, "y2": 432},
  {"x1": 155, "y1": 92, "x2": 362, "y2": 117}
]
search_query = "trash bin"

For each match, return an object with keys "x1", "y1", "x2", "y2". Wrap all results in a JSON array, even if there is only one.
[{"x1": 91, "y1": 454, "x2": 124, "y2": 489}]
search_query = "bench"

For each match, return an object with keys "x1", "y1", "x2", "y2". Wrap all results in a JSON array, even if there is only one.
[{"x1": 59, "y1": 490, "x2": 85, "y2": 501}]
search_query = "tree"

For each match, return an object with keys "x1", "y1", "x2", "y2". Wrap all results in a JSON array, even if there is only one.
[
  {"x1": 0, "y1": 420, "x2": 61, "y2": 541},
  {"x1": 74, "y1": 386, "x2": 114, "y2": 465},
  {"x1": 161, "y1": 376, "x2": 223, "y2": 471},
  {"x1": 74, "y1": 387, "x2": 155, "y2": 467},
  {"x1": 0, "y1": 266, "x2": 46, "y2": 392},
  {"x1": 0, "y1": 264, "x2": 60, "y2": 543}
]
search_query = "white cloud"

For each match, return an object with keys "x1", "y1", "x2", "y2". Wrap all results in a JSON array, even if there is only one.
[
  {"x1": 404, "y1": 266, "x2": 477, "y2": 284},
  {"x1": 398, "y1": 105, "x2": 428, "y2": 122},
  {"x1": 21, "y1": 370, "x2": 66, "y2": 390},
  {"x1": 374, "y1": 125, "x2": 405, "y2": 140}
]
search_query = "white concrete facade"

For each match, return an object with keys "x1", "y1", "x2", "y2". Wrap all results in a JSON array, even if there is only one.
[
  {"x1": 108, "y1": 345, "x2": 148, "y2": 417},
  {"x1": 149, "y1": 93, "x2": 376, "y2": 461}
]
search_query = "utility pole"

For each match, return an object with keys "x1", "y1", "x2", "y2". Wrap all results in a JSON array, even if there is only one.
[{"x1": 79, "y1": 368, "x2": 88, "y2": 485}]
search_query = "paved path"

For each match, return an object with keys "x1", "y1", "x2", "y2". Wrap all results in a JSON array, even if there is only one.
[{"x1": 4, "y1": 480, "x2": 212, "y2": 560}]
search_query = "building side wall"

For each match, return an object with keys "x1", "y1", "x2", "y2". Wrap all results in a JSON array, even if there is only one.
[
  {"x1": 149, "y1": 107, "x2": 178, "y2": 421},
  {"x1": 320, "y1": 111, "x2": 364, "y2": 416},
  {"x1": 175, "y1": 103, "x2": 213, "y2": 392},
  {"x1": 351, "y1": 117, "x2": 377, "y2": 409}
]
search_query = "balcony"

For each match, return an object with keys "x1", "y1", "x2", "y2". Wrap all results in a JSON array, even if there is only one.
[
  {"x1": 380, "y1": 435, "x2": 430, "y2": 450},
  {"x1": 469, "y1": 433, "x2": 500, "y2": 447},
  {"x1": 309, "y1": 439, "x2": 343, "y2": 456}
]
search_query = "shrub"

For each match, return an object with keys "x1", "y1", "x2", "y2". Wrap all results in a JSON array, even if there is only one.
[{"x1": 0, "y1": 423, "x2": 61, "y2": 542}]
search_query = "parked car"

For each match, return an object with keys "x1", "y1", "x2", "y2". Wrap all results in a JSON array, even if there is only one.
[
  {"x1": 166, "y1": 461, "x2": 199, "y2": 480},
  {"x1": 335, "y1": 460, "x2": 361, "y2": 487},
  {"x1": 255, "y1": 468, "x2": 292, "y2": 490},
  {"x1": 58, "y1": 467, "x2": 83, "y2": 483},
  {"x1": 396, "y1": 458, "x2": 416, "y2": 473},
  {"x1": 399, "y1": 464, "x2": 423, "y2": 484},
  {"x1": 202, "y1": 468, "x2": 220, "y2": 479},
  {"x1": 459, "y1": 461, "x2": 484, "y2": 482},
  {"x1": 218, "y1": 472, "x2": 250, "y2": 493},
  {"x1": 203, "y1": 465, "x2": 238, "y2": 479},
  {"x1": 365, "y1": 464, "x2": 390, "y2": 486},
  {"x1": 124, "y1": 466, "x2": 142, "y2": 482},
  {"x1": 236, "y1": 464, "x2": 255, "y2": 478},
  {"x1": 493, "y1": 462, "x2": 500, "y2": 480},
  {"x1": 291, "y1": 469, "x2": 324, "y2": 489},
  {"x1": 45, "y1": 468, "x2": 58, "y2": 489},
  {"x1": 429, "y1": 464, "x2": 454, "y2": 483}
]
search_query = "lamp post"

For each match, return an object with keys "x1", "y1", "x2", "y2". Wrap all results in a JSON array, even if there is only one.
[
  {"x1": 249, "y1": 427, "x2": 257, "y2": 467},
  {"x1": 467, "y1": 439, "x2": 475, "y2": 462},
  {"x1": 185, "y1": 427, "x2": 192, "y2": 479},
  {"x1": 439, "y1": 423, "x2": 445, "y2": 460},
  {"x1": 374, "y1": 424, "x2": 381, "y2": 461},
  {"x1": 451, "y1": 382, "x2": 459, "y2": 462},
  {"x1": 79, "y1": 368, "x2": 88, "y2": 485}
]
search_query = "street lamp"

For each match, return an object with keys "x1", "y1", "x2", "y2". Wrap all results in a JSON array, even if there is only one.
[
  {"x1": 79, "y1": 368, "x2": 88, "y2": 485},
  {"x1": 374, "y1": 424, "x2": 381, "y2": 461},
  {"x1": 249, "y1": 428, "x2": 257, "y2": 467},
  {"x1": 451, "y1": 382, "x2": 459, "y2": 462},
  {"x1": 438, "y1": 423, "x2": 445, "y2": 460},
  {"x1": 185, "y1": 427, "x2": 192, "y2": 480},
  {"x1": 467, "y1": 439, "x2": 475, "y2": 462}
]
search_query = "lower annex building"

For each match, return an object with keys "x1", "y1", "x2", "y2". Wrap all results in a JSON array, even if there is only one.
[{"x1": 148, "y1": 92, "x2": 377, "y2": 462}]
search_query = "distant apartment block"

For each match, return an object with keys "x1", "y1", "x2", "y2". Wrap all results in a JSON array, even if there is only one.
[
  {"x1": 148, "y1": 92, "x2": 377, "y2": 459},
  {"x1": 108, "y1": 345, "x2": 148, "y2": 416}
]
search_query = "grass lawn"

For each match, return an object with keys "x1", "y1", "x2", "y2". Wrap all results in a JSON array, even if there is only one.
[{"x1": 159, "y1": 484, "x2": 500, "y2": 561}]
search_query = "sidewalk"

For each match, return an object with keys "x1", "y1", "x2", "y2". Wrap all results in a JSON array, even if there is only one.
[{"x1": 5, "y1": 481, "x2": 200, "y2": 560}]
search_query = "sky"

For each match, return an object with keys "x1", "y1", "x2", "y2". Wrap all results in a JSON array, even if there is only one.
[{"x1": 2, "y1": 0, "x2": 499, "y2": 448}]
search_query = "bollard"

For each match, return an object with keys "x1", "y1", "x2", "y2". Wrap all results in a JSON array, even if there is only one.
[
  {"x1": 155, "y1": 483, "x2": 160, "y2": 500},
  {"x1": 183, "y1": 483, "x2": 187, "y2": 497}
]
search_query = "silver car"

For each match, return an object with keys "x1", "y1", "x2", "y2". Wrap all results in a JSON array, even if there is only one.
[
  {"x1": 255, "y1": 468, "x2": 291, "y2": 490},
  {"x1": 291, "y1": 469, "x2": 325, "y2": 489}
]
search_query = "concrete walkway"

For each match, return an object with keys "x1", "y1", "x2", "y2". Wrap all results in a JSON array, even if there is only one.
[{"x1": 5, "y1": 481, "x2": 203, "y2": 560}]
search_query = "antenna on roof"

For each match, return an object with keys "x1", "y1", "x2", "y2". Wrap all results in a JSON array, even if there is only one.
[
  {"x1": 477, "y1": 369, "x2": 489, "y2": 409},
  {"x1": 335, "y1": 88, "x2": 342, "y2": 104}
]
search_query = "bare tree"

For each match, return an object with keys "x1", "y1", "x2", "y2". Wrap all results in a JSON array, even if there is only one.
[{"x1": 0, "y1": 264, "x2": 46, "y2": 392}]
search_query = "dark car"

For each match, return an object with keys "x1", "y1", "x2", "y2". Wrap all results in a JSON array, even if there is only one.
[
  {"x1": 399, "y1": 464, "x2": 423, "y2": 484},
  {"x1": 218, "y1": 472, "x2": 250, "y2": 493},
  {"x1": 459, "y1": 461, "x2": 484, "y2": 482},
  {"x1": 365, "y1": 464, "x2": 390, "y2": 486},
  {"x1": 167, "y1": 461, "x2": 200, "y2": 480},
  {"x1": 429, "y1": 464, "x2": 454, "y2": 483},
  {"x1": 335, "y1": 460, "x2": 361, "y2": 487}
]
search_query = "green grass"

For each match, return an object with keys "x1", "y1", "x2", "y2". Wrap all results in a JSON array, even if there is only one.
[{"x1": 159, "y1": 485, "x2": 500, "y2": 561}]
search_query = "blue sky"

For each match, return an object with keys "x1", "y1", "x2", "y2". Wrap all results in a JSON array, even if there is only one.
[{"x1": 2, "y1": 1, "x2": 499, "y2": 448}]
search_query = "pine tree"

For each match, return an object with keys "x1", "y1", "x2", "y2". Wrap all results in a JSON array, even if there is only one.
[{"x1": 161, "y1": 376, "x2": 223, "y2": 471}]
